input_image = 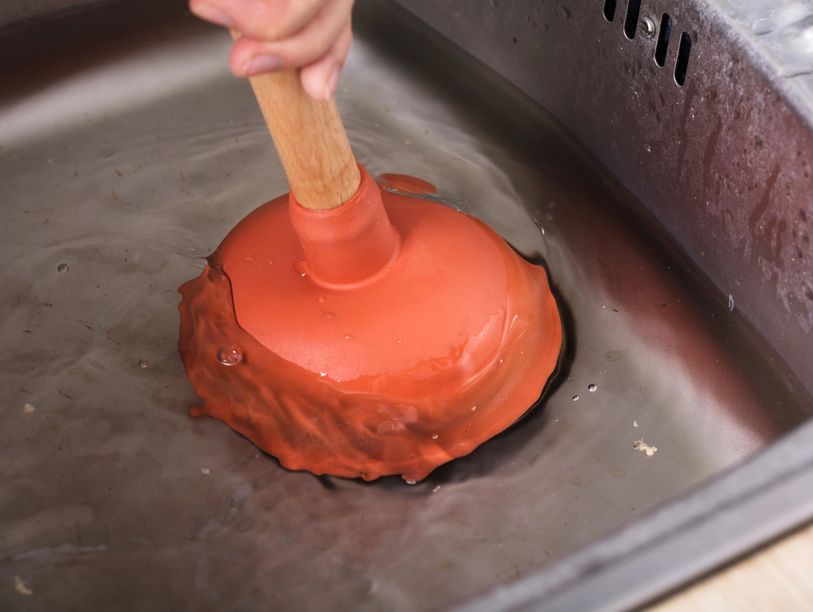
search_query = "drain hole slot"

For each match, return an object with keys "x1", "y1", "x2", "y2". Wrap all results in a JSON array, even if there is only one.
[
  {"x1": 603, "y1": 0, "x2": 617, "y2": 22},
  {"x1": 624, "y1": 0, "x2": 641, "y2": 39},
  {"x1": 675, "y1": 32, "x2": 692, "y2": 85},
  {"x1": 655, "y1": 13, "x2": 672, "y2": 66}
]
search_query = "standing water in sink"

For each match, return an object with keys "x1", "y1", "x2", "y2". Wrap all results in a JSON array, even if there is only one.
[{"x1": 1, "y1": 7, "x2": 811, "y2": 611}]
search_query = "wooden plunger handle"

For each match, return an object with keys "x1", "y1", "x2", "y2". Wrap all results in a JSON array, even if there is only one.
[{"x1": 247, "y1": 71, "x2": 361, "y2": 211}]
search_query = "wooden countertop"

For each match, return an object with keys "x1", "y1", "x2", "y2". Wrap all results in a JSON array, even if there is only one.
[{"x1": 650, "y1": 521, "x2": 813, "y2": 610}]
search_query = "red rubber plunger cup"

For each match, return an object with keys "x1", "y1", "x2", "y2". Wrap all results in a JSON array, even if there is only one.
[{"x1": 178, "y1": 70, "x2": 562, "y2": 482}]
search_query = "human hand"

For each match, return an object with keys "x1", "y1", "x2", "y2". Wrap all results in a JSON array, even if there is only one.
[{"x1": 189, "y1": 0, "x2": 354, "y2": 101}]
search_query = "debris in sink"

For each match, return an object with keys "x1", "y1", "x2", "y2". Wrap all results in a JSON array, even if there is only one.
[
  {"x1": 137, "y1": 359, "x2": 151, "y2": 369},
  {"x1": 571, "y1": 394, "x2": 579, "y2": 401},
  {"x1": 56, "y1": 262, "x2": 70, "y2": 273},
  {"x1": 13, "y1": 575, "x2": 33, "y2": 596},
  {"x1": 432, "y1": 485, "x2": 441, "y2": 493},
  {"x1": 201, "y1": 467, "x2": 211, "y2": 475},
  {"x1": 633, "y1": 420, "x2": 639, "y2": 428},
  {"x1": 22, "y1": 402, "x2": 35, "y2": 415},
  {"x1": 633, "y1": 439, "x2": 658, "y2": 457},
  {"x1": 588, "y1": 383, "x2": 597, "y2": 392},
  {"x1": 728, "y1": 294, "x2": 735, "y2": 311}
]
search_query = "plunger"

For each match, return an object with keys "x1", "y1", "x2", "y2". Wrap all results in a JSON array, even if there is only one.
[{"x1": 178, "y1": 70, "x2": 563, "y2": 482}]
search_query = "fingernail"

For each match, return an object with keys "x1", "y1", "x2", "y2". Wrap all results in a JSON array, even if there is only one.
[
  {"x1": 323, "y1": 65, "x2": 340, "y2": 100},
  {"x1": 190, "y1": 3, "x2": 232, "y2": 27},
  {"x1": 243, "y1": 54, "x2": 282, "y2": 76}
]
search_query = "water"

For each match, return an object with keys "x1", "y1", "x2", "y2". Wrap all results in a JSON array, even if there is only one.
[
  {"x1": 216, "y1": 345, "x2": 243, "y2": 367},
  {"x1": 293, "y1": 260, "x2": 310, "y2": 277},
  {"x1": 720, "y1": 0, "x2": 813, "y2": 81},
  {"x1": 2, "y1": 9, "x2": 812, "y2": 612}
]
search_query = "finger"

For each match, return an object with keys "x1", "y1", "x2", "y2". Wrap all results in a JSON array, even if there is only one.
[
  {"x1": 189, "y1": 0, "x2": 326, "y2": 41},
  {"x1": 300, "y1": 21, "x2": 353, "y2": 100},
  {"x1": 229, "y1": 0, "x2": 353, "y2": 76}
]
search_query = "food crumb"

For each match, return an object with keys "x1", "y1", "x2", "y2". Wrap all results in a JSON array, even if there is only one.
[
  {"x1": 23, "y1": 403, "x2": 36, "y2": 415},
  {"x1": 200, "y1": 467, "x2": 211, "y2": 475},
  {"x1": 14, "y1": 575, "x2": 33, "y2": 596},
  {"x1": 633, "y1": 439, "x2": 658, "y2": 457},
  {"x1": 633, "y1": 420, "x2": 639, "y2": 428}
]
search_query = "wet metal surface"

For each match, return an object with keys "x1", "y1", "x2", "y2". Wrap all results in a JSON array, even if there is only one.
[
  {"x1": 1, "y1": 2, "x2": 811, "y2": 610},
  {"x1": 398, "y1": 0, "x2": 813, "y2": 394}
]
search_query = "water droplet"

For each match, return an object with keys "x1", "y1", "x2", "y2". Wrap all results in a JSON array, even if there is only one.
[
  {"x1": 498, "y1": 357, "x2": 505, "y2": 364},
  {"x1": 217, "y1": 345, "x2": 243, "y2": 366},
  {"x1": 319, "y1": 371, "x2": 327, "y2": 377},
  {"x1": 396, "y1": 339, "x2": 403, "y2": 344},
  {"x1": 323, "y1": 311, "x2": 335, "y2": 319},
  {"x1": 544, "y1": 212, "x2": 554, "y2": 221},
  {"x1": 751, "y1": 17, "x2": 774, "y2": 35},
  {"x1": 588, "y1": 383, "x2": 598, "y2": 392},
  {"x1": 432, "y1": 485, "x2": 441, "y2": 493},
  {"x1": 293, "y1": 260, "x2": 309, "y2": 278},
  {"x1": 645, "y1": 144, "x2": 652, "y2": 153},
  {"x1": 137, "y1": 359, "x2": 150, "y2": 369},
  {"x1": 344, "y1": 335, "x2": 351, "y2": 340},
  {"x1": 265, "y1": 259, "x2": 275, "y2": 265},
  {"x1": 572, "y1": 394, "x2": 579, "y2": 401},
  {"x1": 377, "y1": 419, "x2": 404, "y2": 434},
  {"x1": 728, "y1": 294, "x2": 735, "y2": 311},
  {"x1": 56, "y1": 262, "x2": 70, "y2": 273},
  {"x1": 404, "y1": 479, "x2": 417, "y2": 485},
  {"x1": 431, "y1": 433, "x2": 439, "y2": 440},
  {"x1": 471, "y1": 405, "x2": 478, "y2": 411},
  {"x1": 243, "y1": 256, "x2": 255, "y2": 263},
  {"x1": 318, "y1": 296, "x2": 326, "y2": 303}
]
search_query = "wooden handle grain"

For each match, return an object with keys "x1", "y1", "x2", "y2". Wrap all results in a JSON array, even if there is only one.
[{"x1": 247, "y1": 71, "x2": 361, "y2": 210}]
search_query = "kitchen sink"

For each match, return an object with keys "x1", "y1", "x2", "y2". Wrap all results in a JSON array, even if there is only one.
[{"x1": 1, "y1": 1, "x2": 812, "y2": 610}]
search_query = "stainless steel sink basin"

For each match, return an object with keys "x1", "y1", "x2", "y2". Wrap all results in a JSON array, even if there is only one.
[{"x1": 1, "y1": 1, "x2": 812, "y2": 610}]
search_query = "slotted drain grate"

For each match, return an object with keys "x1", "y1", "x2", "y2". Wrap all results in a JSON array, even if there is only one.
[{"x1": 604, "y1": 0, "x2": 693, "y2": 86}]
